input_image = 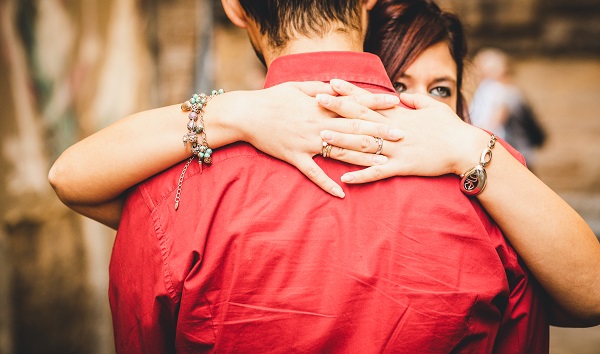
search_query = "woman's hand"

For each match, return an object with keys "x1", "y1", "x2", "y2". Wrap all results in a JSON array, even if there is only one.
[
  {"x1": 316, "y1": 79, "x2": 490, "y2": 183},
  {"x1": 48, "y1": 80, "x2": 401, "y2": 229},
  {"x1": 230, "y1": 81, "x2": 402, "y2": 197}
]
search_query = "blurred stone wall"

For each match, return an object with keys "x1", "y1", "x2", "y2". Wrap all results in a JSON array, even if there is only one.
[
  {"x1": 439, "y1": 0, "x2": 600, "y2": 235},
  {"x1": 0, "y1": 0, "x2": 97, "y2": 351},
  {"x1": 0, "y1": 0, "x2": 157, "y2": 353},
  {"x1": 442, "y1": 0, "x2": 600, "y2": 56}
]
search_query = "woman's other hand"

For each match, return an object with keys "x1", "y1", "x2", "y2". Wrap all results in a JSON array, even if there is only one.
[
  {"x1": 233, "y1": 81, "x2": 401, "y2": 197},
  {"x1": 317, "y1": 79, "x2": 490, "y2": 184}
]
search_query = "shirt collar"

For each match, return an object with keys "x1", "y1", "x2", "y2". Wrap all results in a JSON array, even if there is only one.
[{"x1": 264, "y1": 51, "x2": 395, "y2": 93}]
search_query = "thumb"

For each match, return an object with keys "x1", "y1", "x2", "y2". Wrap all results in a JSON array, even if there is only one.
[{"x1": 399, "y1": 93, "x2": 438, "y2": 110}]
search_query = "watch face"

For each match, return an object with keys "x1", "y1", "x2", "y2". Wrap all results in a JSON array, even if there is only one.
[{"x1": 460, "y1": 165, "x2": 487, "y2": 196}]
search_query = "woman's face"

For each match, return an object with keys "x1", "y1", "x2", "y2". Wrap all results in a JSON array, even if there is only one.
[{"x1": 393, "y1": 42, "x2": 458, "y2": 112}]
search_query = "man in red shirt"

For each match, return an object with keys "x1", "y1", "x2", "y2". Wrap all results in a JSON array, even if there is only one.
[{"x1": 110, "y1": 0, "x2": 548, "y2": 352}]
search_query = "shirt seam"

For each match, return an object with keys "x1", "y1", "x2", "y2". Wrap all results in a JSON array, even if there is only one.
[
  {"x1": 151, "y1": 208, "x2": 180, "y2": 303},
  {"x1": 149, "y1": 150, "x2": 265, "y2": 210},
  {"x1": 204, "y1": 292, "x2": 218, "y2": 345},
  {"x1": 150, "y1": 150, "x2": 268, "y2": 305}
]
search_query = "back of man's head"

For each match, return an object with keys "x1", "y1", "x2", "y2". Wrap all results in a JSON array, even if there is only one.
[{"x1": 238, "y1": 0, "x2": 363, "y2": 48}]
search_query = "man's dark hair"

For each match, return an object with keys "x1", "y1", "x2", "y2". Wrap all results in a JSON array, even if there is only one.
[{"x1": 238, "y1": 0, "x2": 363, "y2": 48}]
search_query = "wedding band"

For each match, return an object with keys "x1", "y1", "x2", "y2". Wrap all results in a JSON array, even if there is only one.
[
  {"x1": 374, "y1": 137, "x2": 383, "y2": 155},
  {"x1": 322, "y1": 141, "x2": 333, "y2": 158}
]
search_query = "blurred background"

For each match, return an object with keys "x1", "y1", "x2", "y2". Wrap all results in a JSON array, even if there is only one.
[{"x1": 0, "y1": 0, "x2": 598, "y2": 353}]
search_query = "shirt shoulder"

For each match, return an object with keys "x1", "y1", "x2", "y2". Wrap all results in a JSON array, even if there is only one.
[
  {"x1": 498, "y1": 135, "x2": 527, "y2": 166},
  {"x1": 137, "y1": 142, "x2": 263, "y2": 212}
]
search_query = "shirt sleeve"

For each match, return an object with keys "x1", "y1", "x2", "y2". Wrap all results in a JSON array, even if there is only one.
[
  {"x1": 109, "y1": 187, "x2": 178, "y2": 354},
  {"x1": 480, "y1": 134, "x2": 550, "y2": 352},
  {"x1": 490, "y1": 229, "x2": 550, "y2": 353}
]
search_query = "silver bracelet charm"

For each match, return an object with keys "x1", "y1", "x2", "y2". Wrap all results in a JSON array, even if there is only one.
[{"x1": 460, "y1": 135, "x2": 497, "y2": 196}]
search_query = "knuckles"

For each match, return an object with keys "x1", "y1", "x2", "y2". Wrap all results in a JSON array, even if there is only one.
[
  {"x1": 304, "y1": 165, "x2": 322, "y2": 180},
  {"x1": 370, "y1": 167, "x2": 384, "y2": 180},
  {"x1": 349, "y1": 120, "x2": 362, "y2": 134},
  {"x1": 334, "y1": 147, "x2": 348, "y2": 159},
  {"x1": 356, "y1": 106, "x2": 369, "y2": 120},
  {"x1": 360, "y1": 136, "x2": 371, "y2": 150}
]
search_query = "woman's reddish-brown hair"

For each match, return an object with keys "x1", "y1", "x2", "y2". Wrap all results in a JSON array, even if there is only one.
[{"x1": 366, "y1": 0, "x2": 469, "y2": 120}]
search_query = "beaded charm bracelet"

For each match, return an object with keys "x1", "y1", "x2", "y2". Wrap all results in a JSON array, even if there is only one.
[
  {"x1": 180, "y1": 89, "x2": 225, "y2": 164},
  {"x1": 175, "y1": 89, "x2": 224, "y2": 210}
]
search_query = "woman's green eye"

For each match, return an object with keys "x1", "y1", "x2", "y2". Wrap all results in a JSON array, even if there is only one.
[
  {"x1": 393, "y1": 82, "x2": 407, "y2": 93},
  {"x1": 430, "y1": 87, "x2": 451, "y2": 98}
]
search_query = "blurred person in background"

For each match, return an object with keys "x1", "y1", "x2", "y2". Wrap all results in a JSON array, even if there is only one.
[
  {"x1": 470, "y1": 48, "x2": 546, "y2": 170},
  {"x1": 49, "y1": 0, "x2": 600, "y2": 346}
]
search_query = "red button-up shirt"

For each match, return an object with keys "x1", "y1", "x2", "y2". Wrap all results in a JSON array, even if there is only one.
[{"x1": 110, "y1": 51, "x2": 548, "y2": 353}]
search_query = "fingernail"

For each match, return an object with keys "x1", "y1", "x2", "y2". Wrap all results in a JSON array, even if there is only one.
[
  {"x1": 373, "y1": 155, "x2": 387, "y2": 164},
  {"x1": 330, "y1": 79, "x2": 343, "y2": 89},
  {"x1": 316, "y1": 94, "x2": 331, "y2": 105},
  {"x1": 332, "y1": 185, "x2": 345, "y2": 198},
  {"x1": 385, "y1": 95, "x2": 400, "y2": 105},
  {"x1": 341, "y1": 174, "x2": 355, "y2": 183},
  {"x1": 389, "y1": 129, "x2": 404, "y2": 139},
  {"x1": 320, "y1": 130, "x2": 333, "y2": 141}
]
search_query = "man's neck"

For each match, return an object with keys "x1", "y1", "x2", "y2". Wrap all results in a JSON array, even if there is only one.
[{"x1": 263, "y1": 31, "x2": 364, "y2": 67}]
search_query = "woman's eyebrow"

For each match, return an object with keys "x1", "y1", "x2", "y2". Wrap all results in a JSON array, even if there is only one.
[
  {"x1": 398, "y1": 73, "x2": 457, "y2": 85},
  {"x1": 431, "y1": 76, "x2": 457, "y2": 85}
]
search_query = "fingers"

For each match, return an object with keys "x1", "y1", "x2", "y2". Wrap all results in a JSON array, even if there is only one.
[
  {"x1": 399, "y1": 92, "x2": 438, "y2": 110},
  {"x1": 340, "y1": 166, "x2": 395, "y2": 184},
  {"x1": 321, "y1": 130, "x2": 384, "y2": 154},
  {"x1": 328, "y1": 146, "x2": 388, "y2": 167},
  {"x1": 321, "y1": 120, "x2": 404, "y2": 144},
  {"x1": 292, "y1": 81, "x2": 337, "y2": 96},
  {"x1": 316, "y1": 94, "x2": 399, "y2": 128},
  {"x1": 330, "y1": 79, "x2": 371, "y2": 96},
  {"x1": 317, "y1": 93, "x2": 399, "y2": 116},
  {"x1": 296, "y1": 158, "x2": 345, "y2": 198},
  {"x1": 332, "y1": 78, "x2": 414, "y2": 111}
]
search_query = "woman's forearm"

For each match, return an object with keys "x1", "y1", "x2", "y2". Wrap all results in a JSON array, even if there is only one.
[
  {"x1": 48, "y1": 81, "x2": 349, "y2": 227},
  {"x1": 48, "y1": 93, "x2": 244, "y2": 207},
  {"x1": 476, "y1": 139, "x2": 600, "y2": 325},
  {"x1": 451, "y1": 127, "x2": 600, "y2": 326}
]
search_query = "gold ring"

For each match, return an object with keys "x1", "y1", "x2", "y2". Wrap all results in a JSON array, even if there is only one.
[
  {"x1": 374, "y1": 137, "x2": 383, "y2": 155},
  {"x1": 322, "y1": 141, "x2": 333, "y2": 158}
]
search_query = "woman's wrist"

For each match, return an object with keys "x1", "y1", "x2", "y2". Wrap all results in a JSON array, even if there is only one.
[
  {"x1": 201, "y1": 90, "x2": 249, "y2": 149},
  {"x1": 452, "y1": 125, "x2": 493, "y2": 176}
]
